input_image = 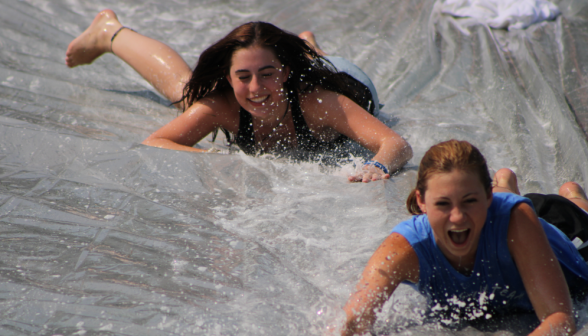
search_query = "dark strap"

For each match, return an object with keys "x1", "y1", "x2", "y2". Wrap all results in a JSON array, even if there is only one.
[
  {"x1": 290, "y1": 93, "x2": 348, "y2": 151},
  {"x1": 234, "y1": 108, "x2": 256, "y2": 155},
  {"x1": 289, "y1": 93, "x2": 315, "y2": 148}
]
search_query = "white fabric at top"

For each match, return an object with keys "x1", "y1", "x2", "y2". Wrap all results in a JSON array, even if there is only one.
[{"x1": 441, "y1": 0, "x2": 561, "y2": 30}]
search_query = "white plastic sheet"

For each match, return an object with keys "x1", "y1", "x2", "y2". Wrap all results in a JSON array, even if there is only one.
[
  {"x1": 441, "y1": 0, "x2": 561, "y2": 30},
  {"x1": 1, "y1": 0, "x2": 588, "y2": 334}
]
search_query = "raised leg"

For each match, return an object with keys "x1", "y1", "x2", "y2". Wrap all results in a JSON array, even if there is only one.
[
  {"x1": 492, "y1": 168, "x2": 521, "y2": 195},
  {"x1": 559, "y1": 182, "x2": 588, "y2": 212},
  {"x1": 65, "y1": 9, "x2": 192, "y2": 109},
  {"x1": 298, "y1": 31, "x2": 326, "y2": 56}
]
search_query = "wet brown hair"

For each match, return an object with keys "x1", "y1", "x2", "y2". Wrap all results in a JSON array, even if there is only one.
[{"x1": 406, "y1": 140, "x2": 492, "y2": 215}]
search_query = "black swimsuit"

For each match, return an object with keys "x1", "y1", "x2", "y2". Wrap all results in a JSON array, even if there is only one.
[
  {"x1": 231, "y1": 70, "x2": 374, "y2": 158},
  {"x1": 234, "y1": 93, "x2": 348, "y2": 156}
]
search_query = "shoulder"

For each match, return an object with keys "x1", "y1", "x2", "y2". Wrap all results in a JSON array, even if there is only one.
[
  {"x1": 184, "y1": 91, "x2": 240, "y2": 131},
  {"x1": 189, "y1": 91, "x2": 238, "y2": 114},
  {"x1": 299, "y1": 85, "x2": 358, "y2": 108},
  {"x1": 298, "y1": 85, "x2": 338, "y2": 108},
  {"x1": 391, "y1": 215, "x2": 431, "y2": 243},
  {"x1": 489, "y1": 193, "x2": 534, "y2": 217},
  {"x1": 506, "y1": 202, "x2": 542, "y2": 245},
  {"x1": 483, "y1": 193, "x2": 535, "y2": 241},
  {"x1": 295, "y1": 86, "x2": 344, "y2": 127},
  {"x1": 375, "y1": 232, "x2": 420, "y2": 283},
  {"x1": 298, "y1": 85, "x2": 368, "y2": 125}
]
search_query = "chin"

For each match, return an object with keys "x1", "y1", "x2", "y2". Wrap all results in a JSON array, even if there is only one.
[{"x1": 247, "y1": 107, "x2": 271, "y2": 117}]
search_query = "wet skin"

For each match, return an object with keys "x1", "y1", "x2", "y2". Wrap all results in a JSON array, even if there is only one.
[
  {"x1": 416, "y1": 169, "x2": 493, "y2": 274},
  {"x1": 226, "y1": 46, "x2": 290, "y2": 121}
]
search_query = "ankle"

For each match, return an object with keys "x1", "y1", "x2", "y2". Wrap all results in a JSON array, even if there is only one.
[{"x1": 110, "y1": 26, "x2": 134, "y2": 53}]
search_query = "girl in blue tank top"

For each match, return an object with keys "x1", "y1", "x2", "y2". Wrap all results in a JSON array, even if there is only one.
[{"x1": 340, "y1": 140, "x2": 588, "y2": 336}]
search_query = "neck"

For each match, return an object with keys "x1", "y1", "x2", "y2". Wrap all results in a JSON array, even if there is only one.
[
  {"x1": 449, "y1": 255, "x2": 476, "y2": 275},
  {"x1": 253, "y1": 99, "x2": 290, "y2": 127}
]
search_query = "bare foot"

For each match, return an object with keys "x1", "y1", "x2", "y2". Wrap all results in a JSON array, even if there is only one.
[
  {"x1": 298, "y1": 31, "x2": 326, "y2": 56},
  {"x1": 65, "y1": 9, "x2": 123, "y2": 68},
  {"x1": 559, "y1": 182, "x2": 588, "y2": 212},
  {"x1": 492, "y1": 168, "x2": 520, "y2": 195}
]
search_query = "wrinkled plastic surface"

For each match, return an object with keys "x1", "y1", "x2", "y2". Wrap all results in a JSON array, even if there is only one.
[{"x1": 1, "y1": 0, "x2": 588, "y2": 335}]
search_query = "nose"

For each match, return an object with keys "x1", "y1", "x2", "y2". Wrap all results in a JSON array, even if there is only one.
[
  {"x1": 249, "y1": 75, "x2": 263, "y2": 93},
  {"x1": 449, "y1": 206, "x2": 466, "y2": 224}
]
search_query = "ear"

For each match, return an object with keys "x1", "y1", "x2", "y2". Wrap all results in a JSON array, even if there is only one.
[
  {"x1": 282, "y1": 65, "x2": 290, "y2": 82},
  {"x1": 486, "y1": 190, "x2": 493, "y2": 209},
  {"x1": 226, "y1": 72, "x2": 233, "y2": 88},
  {"x1": 416, "y1": 190, "x2": 426, "y2": 213}
]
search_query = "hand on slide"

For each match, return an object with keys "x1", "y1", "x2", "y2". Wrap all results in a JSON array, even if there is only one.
[{"x1": 348, "y1": 164, "x2": 390, "y2": 183}]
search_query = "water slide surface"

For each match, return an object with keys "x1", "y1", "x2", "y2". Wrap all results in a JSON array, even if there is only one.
[{"x1": 1, "y1": 0, "x2": 588, "y2": 334}]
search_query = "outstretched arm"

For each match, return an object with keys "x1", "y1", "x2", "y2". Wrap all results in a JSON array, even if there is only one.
[
  {"x1": 508, "y1": 203, "x2": 575, "y2": 336},
  {"x1": 301, "y1": 88, "x2": 413, "y2": 183},
  {"x1": 142, "y1": 94, "x2": 239, "y2": 152},
  {"x1": 341, "y1": 233, "x2": 419, "y2": 335}
]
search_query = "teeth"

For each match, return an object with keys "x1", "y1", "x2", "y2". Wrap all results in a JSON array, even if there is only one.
[
  {"x1": 448, "y1": 228, "x2": 469, "y2": 245},
  {"x1": 249, "y1": 96, "x2": 269, "y2": 103}
]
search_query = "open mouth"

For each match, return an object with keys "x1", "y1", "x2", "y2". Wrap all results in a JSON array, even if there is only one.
[
  {"x1": 248, "y1": 95, "x2": 270, "y2": 104},
  {"x1": 448, "y1": 228, "x2": 470, "y2": 245}
]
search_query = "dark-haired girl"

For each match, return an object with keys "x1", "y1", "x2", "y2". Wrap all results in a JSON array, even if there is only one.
[
  {"x1": 341, "y1": 140, "x2": 588, "y2": 335},
  {"x1": 66, "y1": 10, "x2": 412, "y2": 183}
]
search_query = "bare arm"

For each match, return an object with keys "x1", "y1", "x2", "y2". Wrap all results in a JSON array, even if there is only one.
[
  {"x1": 341, "y1": 233, "x2": 419, "y2": 335},
  {"x1": 142, "y1": 94, "x2": 239, "y2": 152},
  {"x1": 301, "y1": 88, "x2": 413, "y2": 183},
  {"x1": 508, "y1": 203, "x2": 575, "y2": 336}
]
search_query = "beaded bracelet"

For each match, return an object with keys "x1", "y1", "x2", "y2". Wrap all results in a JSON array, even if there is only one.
[{"x1": 365, "y1": 160, "x2": 389, "y2": 175}]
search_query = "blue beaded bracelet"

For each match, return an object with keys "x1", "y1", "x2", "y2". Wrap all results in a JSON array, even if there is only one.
[{"x1": 365, "y1": 160, "x2": 389, "y2": 175}]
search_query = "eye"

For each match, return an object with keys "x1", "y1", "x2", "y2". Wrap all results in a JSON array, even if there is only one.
[
  {"x1": 238, "y1": 75, "x2": 251, "y2": 80},
  {"x1": 435, "y1": 201, "x2": 450, "y2": 207},
  {"x1": 464, "y1": 197, "x2": 478, "y2": 204}
]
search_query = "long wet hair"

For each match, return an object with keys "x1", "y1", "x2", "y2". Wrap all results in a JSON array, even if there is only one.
[
  {"x1": 181, "y1": 21, "x2": 374, "y2": 113},
  {"x1": 406, "y1": 140, "x2": 492, "y2": 215}
]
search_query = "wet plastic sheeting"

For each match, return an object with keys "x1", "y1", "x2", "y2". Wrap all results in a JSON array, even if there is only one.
[{"x1": 1, "y1": 0, "x2": 588, "y2": 335}]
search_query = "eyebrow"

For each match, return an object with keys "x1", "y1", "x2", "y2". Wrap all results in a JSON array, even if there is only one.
[
  {"x1": 235, "y1": 65, "x2": 277, "y2": 73},
  {"x1": 433, "y1": 192, "x2": 479, "y2": 200}
]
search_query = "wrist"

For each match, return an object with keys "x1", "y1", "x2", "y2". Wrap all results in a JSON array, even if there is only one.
[{"x1": 364, "y1": 160, "x2": 389, "y2": 175}]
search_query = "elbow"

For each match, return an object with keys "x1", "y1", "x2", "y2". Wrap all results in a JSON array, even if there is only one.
[
  {"x1": 394, "y1": 138, "x2": 412, "y2": 166},
  {"x1": 536, "y1": 311, "x2": 576, "y2": 336},
  {"x1": 141, "y1": 137, "x2": 155, "y2": 147},
  {"x1": 142, "y1": 135, "x2": 166, "y2": 148},
  {"x1": 401, "y1": 140, "x2": 413, "y2": 163},
  {"x1": 384, "y1": 138, "x2": 412, "y2": 173},
  {"x1": 341, "y1": 315, "x2": 371, "y2": 336}
]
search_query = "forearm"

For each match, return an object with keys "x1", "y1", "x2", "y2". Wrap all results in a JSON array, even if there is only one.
[
  {"x1": 529, "y1": 312, "x2": 575, "y2": 336},
  {"x1": 370, "y1": 137, "x2": 412, "y2": 173},
  {"x1": 341, "y1": 294, "x2": 381, "y2": 336},
  {"x1": 142, "y1": 137, "x2": 208, "y2": 153}
]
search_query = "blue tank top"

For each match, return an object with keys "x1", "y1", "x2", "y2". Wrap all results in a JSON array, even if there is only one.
[{"x1": 392, "y1": 193, "x2": 588, "y2": 321}]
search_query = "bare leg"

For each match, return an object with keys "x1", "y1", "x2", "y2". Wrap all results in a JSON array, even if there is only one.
[
  {"x1": 298, "y1": 31, "x2": 326, "y2": 56},
  {"x1": 65, "y1": 9, "x2": 192, "y2": 109},
  {"x1": 492, "y1": 168, "x2": 521, "y2": 195},
  {"x1": 559, "y1": 182, "x2": 588, "y2": 212}
]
